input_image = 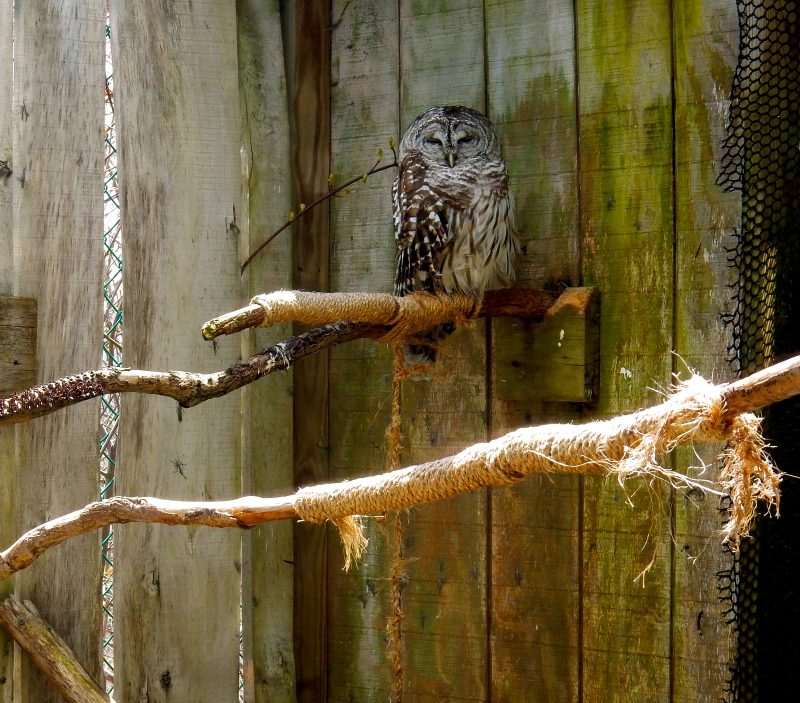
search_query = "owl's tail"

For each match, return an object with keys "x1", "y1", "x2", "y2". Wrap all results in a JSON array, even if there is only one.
[{"x1": 403, "y1": 322, "x2": 456, "y2": 371}]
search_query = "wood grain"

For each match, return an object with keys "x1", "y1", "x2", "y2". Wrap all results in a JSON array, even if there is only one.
[
  {"x1": 327, "y1": 1, "x2": 399, "y2": 700},
  {"x1": 0, "y1": 597, "x2": 109, "y2": 703},
  {"x1": 110, "y1": 2, "x2": 242, "y2": 700},
  {"x1": 237, "y1": 2, "x2": 297, "y2": 701},
  {"x1": 485, "y1": 0, "x2": 584, "y2": 699},
  {"x1": 11, "y1": 2, "x2": 105, "y2": 700},
  {"x1": 398, "y1": 1, "x2": 490, "y2": 699},
  {"x1": 671, "y1": 2, "x2": 739, "y2": 700},
  {"x1": 0, "y1": 6, "x2": 13, "y2": 697},
  {"x1": 0, "y1": 2, "x2": 10, "y2": 295},
  {"x1": 283, "y1": 3, "x2": 332, "y2": 701},
  {"x1": 0, "y1": 297, "x2": 36, "y2": 395},
  {"x1": 577, "y1": 2, "x2": 676, "y2": 699}
]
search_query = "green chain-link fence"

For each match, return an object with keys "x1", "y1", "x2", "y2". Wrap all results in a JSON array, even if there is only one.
[{"x1": 100, "y1": 12, "x2": 121, "y2": 696}]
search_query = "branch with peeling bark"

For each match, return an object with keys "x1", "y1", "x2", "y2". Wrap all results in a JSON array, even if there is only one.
[
  {"x1": 1, "y1": 354, "x2": 799, "y2": 580},
  {"x1": 0, "y1": 596, "x2": 114, "y2": 703},
  {"x1": 1, "y1": 288, "x2": 558, "y2": 425},
  {"x1": 0, "y1": 322, "x2": 367, "y2": 425}
]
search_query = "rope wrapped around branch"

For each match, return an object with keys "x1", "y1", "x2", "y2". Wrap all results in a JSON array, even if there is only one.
[
  {"x1": 292, "y1": 375, "x2": 780, "y2": 569},
  {"x1": 250, "y1": 290, "x2": 480, "y2": 342}
]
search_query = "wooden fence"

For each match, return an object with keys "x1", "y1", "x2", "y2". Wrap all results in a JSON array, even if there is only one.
[{"x1": 0, "y1": 0, "x2": 741, "y2": 701}]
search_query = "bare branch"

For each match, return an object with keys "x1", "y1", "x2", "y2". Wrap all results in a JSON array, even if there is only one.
[
  {"x1": 0, "y1": 496, "x2": 295, "y2": 579},
  {"x1": 1, "y1": 287, "x2": 560, "y2": 426},
  {"x1": 2, "y1": 357, "x2": 798, "y2": 580},
  {"x1": 0, "y1": 322, "x2": 370, "y2": 425},
  {"x1": 0, "y1": 596, "x2": 114, "y2": 703},
  {"x1": 721, "y1": 354, "x2": 800, "y2": 417}
]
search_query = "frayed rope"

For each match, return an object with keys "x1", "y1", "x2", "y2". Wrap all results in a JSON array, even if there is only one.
[{"x1": 294, "y1": 374, "x2": 781, "y2": 569}]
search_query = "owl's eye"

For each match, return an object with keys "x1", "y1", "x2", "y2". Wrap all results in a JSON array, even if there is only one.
[
  {"x1": 457, "y1": 136, "x2": 476, "y2": 146},
  {"x1": 424, "y1": 137, "x2": 443, "y2": 147}
]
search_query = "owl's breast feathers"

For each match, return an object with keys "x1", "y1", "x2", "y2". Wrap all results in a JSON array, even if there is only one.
[{"x1": 393, "y1": 150, "x2": 518, "y2": 299}]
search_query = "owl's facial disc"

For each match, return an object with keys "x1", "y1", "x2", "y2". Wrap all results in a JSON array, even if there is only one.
[
  {"x1": 417, "y1": 119, "x2": 485, "y2": 167},
  {"x1": 419, "y1": 122, "x2": 451, "y2": 166},
  {"x1": 451, "y1": 125, "x2": 482, "y2": 163}
]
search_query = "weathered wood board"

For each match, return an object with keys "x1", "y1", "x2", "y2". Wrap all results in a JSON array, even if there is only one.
[
  {"x1": 485, "y1": 1, "x2": 584, "y2": 700},
  {"x1": 671, "y1": 1, "x2": 739, "y2": 700},
  {"x1": 398, "y1": 1, "x2": 490, "y2": 700},
  {"x1": 326, "y1": 2, "x2": 399, "y2": 701},
  {"x1": 111, "y1": 2, "x2": 242, "y2": 701},
  {"x1": 577, "y1": 1, "x2": 676, "y2": 700},
  {"x1": 0, "y1": 7, "x2": 13, "y2": 698},
  {"x1": 0, "y1": 2, "x2": 10, "y2": 292},
  {"x1": 237, "y1": 2, "x2": 297, "y2": 701},
  {"x1": 0, "y1": 298, "x2": 36, "y2": 396},
  {"x1": 11, "y1": 2, "x2": 105, "y2": 702},
  {"x1": 283, "y1": 3, "x2": 332, "y2": 701}
]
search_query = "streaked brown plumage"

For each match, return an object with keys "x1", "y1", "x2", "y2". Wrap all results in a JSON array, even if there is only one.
[{"x1": 393, "y1": 105, "x2": 519, "y2": 364}]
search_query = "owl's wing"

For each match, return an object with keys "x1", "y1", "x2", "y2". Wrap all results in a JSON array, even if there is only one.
[{"x1": 393, "y1": 154, "x2": 450, "y2": 297}]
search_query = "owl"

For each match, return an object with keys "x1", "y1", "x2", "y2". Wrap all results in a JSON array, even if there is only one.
[{"x1": 392, "y1": 105, "x2": 519, "y2": 364}]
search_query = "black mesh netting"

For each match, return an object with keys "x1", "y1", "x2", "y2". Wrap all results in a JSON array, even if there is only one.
[{"x1": 717, "y1": 1, "x2": 800, "y2": 700}]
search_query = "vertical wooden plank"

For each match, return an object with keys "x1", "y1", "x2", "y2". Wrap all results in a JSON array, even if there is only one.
[
  {"x1": 282, "y1": 3, "x2": 331, "y2": 701},
  {"x1": 0, "y1": 5, "x2": 13, "y2": 698},
  {"x1": 485, "y1": 1, "x2": 582, "y2": 700},
  {"x1": 0, "y1": 1, "x2": 9, "y2": 289},
  {"x1": 11, "y1": 2, "x2": 105, "y2": 701},
  {"x1": 398, "y1": 2, "x2": 490, "y2": 699},
  {"x1": 671, "y1": 1, "x2": 739, "y2": 700},
  {"x1": 111, "y1": 2, "x2": 242, "y2": 701},
  {"x1": 576, "y1": 2, "x2": 676, "y2": 700},
  {"x1": 326, "y1": 1, "x2": 398, "y2": 700},
  {"x1": 236, "y1": 3, "x2": 296, "y2": 701}
]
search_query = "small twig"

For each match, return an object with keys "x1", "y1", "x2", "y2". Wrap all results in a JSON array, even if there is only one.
[{"x1": 241, "y1": 156, "x2": 398, "y2": 273}]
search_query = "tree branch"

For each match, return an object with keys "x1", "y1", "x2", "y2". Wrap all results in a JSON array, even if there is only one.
[
  {"x1": 1, "y1": 288, "x2": 560, "y2": 425},
  {"x1": 202, "y1": 287, "x2": 559, "y2": 340},
  {"x1": 1, "y1": 355, "x2": 798, "y2": 580},
  {"x1": 0, "y1": 322, "x2": 371, "y2": 425},
  {"x1": 0, "y1": 596, "x2": 114, "y2": 703}
]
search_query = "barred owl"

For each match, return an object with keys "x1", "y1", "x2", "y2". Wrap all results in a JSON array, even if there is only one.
[{"x1": 393, "y1": 105, "x2": 519, "y2": 364}]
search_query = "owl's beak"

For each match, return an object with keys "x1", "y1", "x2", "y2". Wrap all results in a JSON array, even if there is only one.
[{"x1": 447, "y1": 151, "x2": 455, "y2": 168}]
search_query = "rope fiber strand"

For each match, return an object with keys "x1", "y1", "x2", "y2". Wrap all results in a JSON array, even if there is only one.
[
  {"x1": 250, "y1": 289, "x2": 480, "y2": 342},
  {"x1": 294, "y1": 374, "x2": 781, "y2": 569}
]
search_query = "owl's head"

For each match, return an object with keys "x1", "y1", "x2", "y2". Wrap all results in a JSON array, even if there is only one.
[{"x1": 399, "y1": 105, "x2": 501, "y2": 168}]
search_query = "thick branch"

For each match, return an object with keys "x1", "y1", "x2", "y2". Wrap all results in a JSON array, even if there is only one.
[
  {"x1": 2, "y1": 287, "x2": 798, "y2": 431},
  {"x1": 0, "y1": 496, "x2": 295, "y2": 579},
  {"x1": 2, "y1": 359, "x2": 797, "y2": 580},
  {"x1": 1, "y1": 288, "x2": 560, "y2": 425},
  {"x1": 202, "y1": 287, "x2": 559, "y2": 340},
  {"x1": 722, "y1": 354, "x2": 800, "y2": 416},
  {"x1": 0, "y1": 322, "x2": 368, "y2": 425},
  {"x1": 0, "y1": 596, "x2": 113, "y2": 703}
]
